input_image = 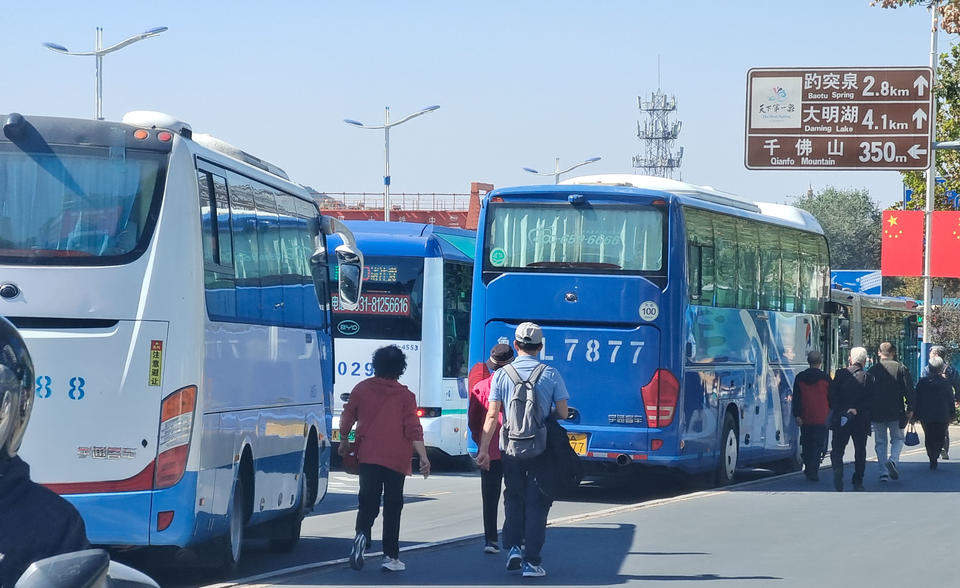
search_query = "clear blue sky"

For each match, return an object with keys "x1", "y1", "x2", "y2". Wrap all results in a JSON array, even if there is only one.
[{"x1": 1, "y1": 0, "x2": 950, "y2": 206}]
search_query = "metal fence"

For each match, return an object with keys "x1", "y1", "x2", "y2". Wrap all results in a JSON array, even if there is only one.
[{"x1": 320, "y1": 192, "x2": 471, "y2": 211}]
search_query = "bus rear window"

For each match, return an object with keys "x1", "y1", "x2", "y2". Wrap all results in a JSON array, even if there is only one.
[
  {"x1": 0, "y1": 144, "x2": 165, "y2": 265},
  {"x1": 483, "y1": 203, "x2": 664, "y2": 273},
  {"x1": 330, "y1": 256, "x2": 424, "y2": 340}
]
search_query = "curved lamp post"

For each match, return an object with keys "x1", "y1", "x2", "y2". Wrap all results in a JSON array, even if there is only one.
[
  {"x1": 344, "y1": 105, "x2": 439, "y2": 222},
  {"x1": 523, "y1": 156, "x2": 602, "y2": 184},
  {"x1": 43, "y1": 26, "x2": 168, "y2": 120}
]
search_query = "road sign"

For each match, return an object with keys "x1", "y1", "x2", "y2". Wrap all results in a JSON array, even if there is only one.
[
  {"x1": 745, "y1": 67, "x2": 933, "y2": 170},
  {"x1": 831, "y1": 269, "x2": 882, "y2": 295}
]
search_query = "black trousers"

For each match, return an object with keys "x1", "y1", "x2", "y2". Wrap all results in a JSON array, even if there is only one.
[
  {"x1": 923, "y1": 421, "x2": 949, "y2": 464},
  {"x1": 356, "y1": 463, "x2": 405, "y2": 559},
  {"x1": 800, "y1": 424, "x2": 828, "y2": 474},
  {"x1": 480, "y1": 459, "x2": 503, "y2": 544},
  {"x1": 831, "y1": 423, "x2": 868, "y2": 483}
]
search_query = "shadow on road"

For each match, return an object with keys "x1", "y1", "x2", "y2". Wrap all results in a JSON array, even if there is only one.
[
  {"x1": 727, "y1": 460, "x2": 960, "y2": 493},
  {"x1": 272, "y1": 523, "x2": 781, "y2": 586}
]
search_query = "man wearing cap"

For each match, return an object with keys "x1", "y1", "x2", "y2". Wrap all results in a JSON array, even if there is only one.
[
  {"x1": 477, "y1": 322, "x2": 569, "y2": 579},
  {"x1": 468, "y1": 343, "x2": 515, "y2": 555}
]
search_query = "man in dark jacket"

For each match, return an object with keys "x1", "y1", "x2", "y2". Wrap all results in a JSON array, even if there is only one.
[
  {"x1": 792, "y1": 350, "x2": 831, "y2": 481},
  {"x1": 829, "y1": 346, "x2": 874, "y2": 492},
  {"x1": 867, "y1": 342, "x2": 914, "y2": 482},
  {"x1": 921, "y1": 346, "x2": 960, "y2": 459},
  {"x1": 0, "y1": 317, "x2": 89, "y2": 586},
  {"x1": 914, "y1": 356, "x2": 956, "y2": 470}
]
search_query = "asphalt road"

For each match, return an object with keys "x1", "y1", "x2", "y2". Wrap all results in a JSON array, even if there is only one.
[
  {"x1": 123, "y1": 427, "x2": 958, "y2": 587},
  {"x1": 243, "y1": 431, "x2": 960, "y2": 588}
]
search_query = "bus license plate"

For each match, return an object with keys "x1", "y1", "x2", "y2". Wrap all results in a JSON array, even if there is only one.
[
  {"x1": 567, "y1": 433, "x2": 587, "y2": 456},
  {"x1": 332, "y1": 430, "x2": 340, "y2": 442}
]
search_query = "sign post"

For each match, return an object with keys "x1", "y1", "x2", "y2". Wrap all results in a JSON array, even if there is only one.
[{"x1": 745, "y1": 66, "x2": 933, "y2": 170}]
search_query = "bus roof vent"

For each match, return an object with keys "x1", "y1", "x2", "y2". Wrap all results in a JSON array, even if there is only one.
[
  {"x1": 121, "y1": 110, "x2": 192, "y2": 137},
  {"x1": 191, "y1": 133, "x2": 289, "y2": 180},
  {"x1": 563, "y1": 174, "x2": 761, "y2": 214}
]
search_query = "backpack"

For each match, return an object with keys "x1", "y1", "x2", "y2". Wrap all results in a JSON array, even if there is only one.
[{"x1": 500, "y1": 363, "x2": 548, "y2": 460}]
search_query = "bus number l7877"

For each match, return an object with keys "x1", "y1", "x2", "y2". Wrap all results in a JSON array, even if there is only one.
[{"x1": 547, "y1": 339, "x2": 645, "y2": 364}]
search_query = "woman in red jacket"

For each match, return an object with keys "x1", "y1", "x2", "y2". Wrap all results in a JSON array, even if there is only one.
[
  {"x1": 339, "y1": 345, "x2": 430, "y2": 573},
  {"x1": 468, "y1": 343, "x2": 514, "y2": 554}
]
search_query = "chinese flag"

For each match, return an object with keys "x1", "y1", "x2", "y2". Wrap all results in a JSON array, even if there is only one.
[
  {"x1": 930, "y1": 211, "x2": 960, "y2": 278},
  {"x1": 881, "y1": 210, "x2": 924, "y2": 277}
]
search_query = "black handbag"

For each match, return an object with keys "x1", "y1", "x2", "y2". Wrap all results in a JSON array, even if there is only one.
[{"x1": 904, "y1": 423, "x2": 920, "y2": 447}]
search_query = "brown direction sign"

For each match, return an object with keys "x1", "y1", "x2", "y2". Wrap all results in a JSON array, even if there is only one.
[{"x1": 745, "y1": 67, "x2": 933, "y2": 170}]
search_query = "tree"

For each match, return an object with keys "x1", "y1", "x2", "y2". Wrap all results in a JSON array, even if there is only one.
[
  {"x1": 875, "y1": 2, "x2": 960, "y2": 210},
  {"x1": 791, "y1": 187, "x2": 881, "y2": 269},
  {"x1": 929, "y1": 305, "x2": 960, "y2": 352},
  {"x1": 873, "y1": 1, "x2": 960, "y2": 35}
]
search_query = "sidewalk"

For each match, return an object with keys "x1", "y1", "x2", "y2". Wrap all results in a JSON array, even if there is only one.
[{"x1": 258, "y1": 430, "x2": 959, "y2": 587}]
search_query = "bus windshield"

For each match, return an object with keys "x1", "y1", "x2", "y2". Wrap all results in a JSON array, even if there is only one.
[
  {"x1": 0, "y1": 144, "x2": 166, "y2": 264},
  {"x1": 483, "y1": 203, "x2": 664, "y2": 273},
  {"x1": 331, "y1": 256, "x2": 424, "y2": 340}
]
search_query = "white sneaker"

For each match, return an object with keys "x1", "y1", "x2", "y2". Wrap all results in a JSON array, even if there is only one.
[{"x1": 382, "y1": 557, "x2": 406, "y2": 572}]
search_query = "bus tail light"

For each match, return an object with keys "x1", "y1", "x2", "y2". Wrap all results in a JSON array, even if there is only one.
[
  {"x1": 417, "y1": 407, "x2": 442, "y2": 418},
  {"x1": 641, "y1": 369, "x2": 679, "y2": 428},
  {"x1": 155, "y1": 385, "x2": 197, "y2": 489}
]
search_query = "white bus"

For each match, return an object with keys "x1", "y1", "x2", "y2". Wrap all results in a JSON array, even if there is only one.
[
  {"x1": 327, "y1": 221, "x2": 475, "y2": 463},
  {"x1": 3, "y1": 111, "x2": 362, "y2": 568}
]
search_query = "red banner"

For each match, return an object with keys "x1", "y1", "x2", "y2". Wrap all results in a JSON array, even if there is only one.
[
  {"x1": 881, "y1": 210, "x2": 924, "y2": 277},
  {"x1": 930, "y1": 211, "x2": 960, "y2": 278}
]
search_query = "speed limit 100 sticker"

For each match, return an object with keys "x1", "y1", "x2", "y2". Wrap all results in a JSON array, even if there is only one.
[{"x1": 639, "y1": 301, "x2": 659, "y2": 322}]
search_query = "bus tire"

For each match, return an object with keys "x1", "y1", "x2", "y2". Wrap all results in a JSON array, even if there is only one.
[
  {"x1": 715, "y1": 412, "x2": 739, "y2": 486},
  {"x1": 218, "y1": 473, "x2": 248, "y2": 571}
]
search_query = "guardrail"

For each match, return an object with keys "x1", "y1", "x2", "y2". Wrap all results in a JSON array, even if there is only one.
[{"x1": 320, "y1": 192, "x2": 471, "y2": 211}]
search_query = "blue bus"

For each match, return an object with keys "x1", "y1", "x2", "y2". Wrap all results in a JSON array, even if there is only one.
[
  {"x1": 327, "y1": 221, "x2": 477, "y2": 461},
  {"x1": 469, "y1": 174, "x2": 830, "y2": 483}
]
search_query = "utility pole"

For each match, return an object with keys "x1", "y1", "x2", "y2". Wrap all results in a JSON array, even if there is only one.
[{"x1": 922, "y1": 1, "x2": 939, "y2": 363}]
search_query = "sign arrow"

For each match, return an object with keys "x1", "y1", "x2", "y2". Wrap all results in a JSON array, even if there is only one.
[
  {"x1": 908, "y1": 144, "x2": 928, "y2": 159},
  {"x1": 914, "y1": 75, "x2": 929, "y2": 97},
  {"x1": 913, "y1": 107, "x2": 928, "y2": 129}
]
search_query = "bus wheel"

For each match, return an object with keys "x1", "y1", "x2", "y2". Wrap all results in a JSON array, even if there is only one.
[
  {"x1": 269, "y1": 474, "x2": 306, "y2": 553},
  {"x1": 218, "y1": 475, "x2": 247, "y2": 571},
  {"x1": 715, "y1": 413, "x2": 739, "y2": 486}
]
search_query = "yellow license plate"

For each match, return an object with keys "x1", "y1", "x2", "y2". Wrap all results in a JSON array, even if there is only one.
[
  {"x1": 568, "y1": 433, "x2": 588, "y2": 456},
  {"x1": 332, "y1": 430, "x2": 340, "y2": 442}
]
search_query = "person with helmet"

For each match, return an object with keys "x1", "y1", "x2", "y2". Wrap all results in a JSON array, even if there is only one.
[{"x1": 0, "y1": 317, "x2": 89, "y2": 587}]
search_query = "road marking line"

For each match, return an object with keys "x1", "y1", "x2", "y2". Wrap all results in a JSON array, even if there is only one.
[{"x1": 205, "y1": 434, "x2": 960, "y2": 588}]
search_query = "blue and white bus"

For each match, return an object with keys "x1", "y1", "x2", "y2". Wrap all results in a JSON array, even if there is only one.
[
  {"x1": 470, "y1": 174, "x2": 830, "y2": 483},
  {"x1": 328, "y1": 221, "x2": 476, "y2": 461},
  {"x1": 4, "y1": 111, "x2": 362, "y2": 567}
]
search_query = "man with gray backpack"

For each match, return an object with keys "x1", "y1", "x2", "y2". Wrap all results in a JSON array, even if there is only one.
[{"x1": 476, "y1": 322, "x2": 569, "y2": 579}]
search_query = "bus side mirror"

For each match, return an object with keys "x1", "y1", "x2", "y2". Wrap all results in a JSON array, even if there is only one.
[{"x1": 333, "y1": 245, "x2": 363, "y2": 311}]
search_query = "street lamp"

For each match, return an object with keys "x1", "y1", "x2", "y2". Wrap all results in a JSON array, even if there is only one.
[
  {"x1": 43, "y1": 26, "x2": 168, "y2": 120},
  {"x1": 522, "y1": 156, "x2": 602, "y2": 184},
  {"x1": 344, "y1": 105, "x2": 440, "y2": 222}
]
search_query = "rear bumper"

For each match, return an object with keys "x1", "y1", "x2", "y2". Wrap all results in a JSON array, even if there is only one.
[
  {"x1": 63, "y1": 472, "x2": 199, "y2": 547},
  {"x1": 566, "y1": 425, "x2": 702, "y2": 471}
]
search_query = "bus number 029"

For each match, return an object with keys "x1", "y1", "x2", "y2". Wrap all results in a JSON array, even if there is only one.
[
  {"x1": 337, "y1": 361, "x2": 374, "y2": 377},
  {"x1": 562, "y1": 339, "x2": 644, "y2": 364}
]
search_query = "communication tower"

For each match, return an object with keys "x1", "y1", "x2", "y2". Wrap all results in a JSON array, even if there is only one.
[{"x1": 633, "y1": 63, "x2": 684, "y2": 179}]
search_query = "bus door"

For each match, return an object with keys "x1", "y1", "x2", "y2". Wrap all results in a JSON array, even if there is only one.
[{"x1": 742, "y1": 313, "x2": 769, "y2": 458}]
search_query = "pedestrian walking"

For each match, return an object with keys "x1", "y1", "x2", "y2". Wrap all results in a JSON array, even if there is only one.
[
  {"x1": 339, "y1": 345, "x2": 431, "y2": 573},
  {"x1": 920, "y1": 346, "x2": 960, "y2": 459},
  {"x1": 476, "y1": 322, "x2": 569, "y2": 579},
  {"x1": 467, "y1": 343, "x2": 515, "y2": 554},
  {"x1": 913, "y1": 355, "x2": 957, "y2": 471},
  {"x1": 866, "y1": 342, "x2": 914, "y2": 482},
  {"x1": 829, "y1": 347, "x2": 874, "y2": 492},
  {"x1": 792, "y1": 350, "x2": 831, "y2": 481}
]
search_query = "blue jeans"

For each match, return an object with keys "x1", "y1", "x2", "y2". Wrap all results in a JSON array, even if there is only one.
[
  {"x1": 872, "y1": 420, "x2": 905, "y2": 469},
  {"x1": 502, "y1": 456, "x2": 552, "y2": 566}
]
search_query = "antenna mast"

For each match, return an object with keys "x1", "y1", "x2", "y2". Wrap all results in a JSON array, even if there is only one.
[{"x1": 633, "y1": 56, "x2": 683, "y2": 179}]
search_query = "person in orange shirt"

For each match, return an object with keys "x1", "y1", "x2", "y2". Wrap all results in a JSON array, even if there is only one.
[{"x1": 467, "y1": 343, "x2": 514, "y2": 554}]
